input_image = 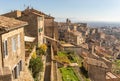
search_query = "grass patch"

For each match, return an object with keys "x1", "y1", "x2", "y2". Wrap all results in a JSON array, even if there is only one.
[
  {"x1": 112, "y1": 60, "x2": 120, "y2": 74},
  {"x1": 60, "y1": 67, "x2": 80, "y2": 81},
  {"x1": 58, "y1": 51, "x2": 67, "y2": 57}
]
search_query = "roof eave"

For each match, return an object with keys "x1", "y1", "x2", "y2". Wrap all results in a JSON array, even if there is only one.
[{"x1": 6, "y1": 23, "x2": 28, "y2": 31}]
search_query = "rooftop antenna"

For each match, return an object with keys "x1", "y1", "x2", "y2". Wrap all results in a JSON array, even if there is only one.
[{"x1": 49, "y1": 14, "x2": 51, "y2": 16}]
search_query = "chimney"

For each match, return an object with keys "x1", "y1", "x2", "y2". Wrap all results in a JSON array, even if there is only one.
[{"x1": 15, "y1": 10, "x2": 21, "y2": 18}]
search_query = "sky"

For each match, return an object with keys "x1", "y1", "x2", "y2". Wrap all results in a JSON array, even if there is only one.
[{"x1": 1, "y1": 0, "x2": 120, "y2": 22}]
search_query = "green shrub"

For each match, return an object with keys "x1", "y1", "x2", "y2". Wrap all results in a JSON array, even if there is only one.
[
  {"x1": 29, "y1": 57, "x2": 43, "y2": 80},
  {"x1": 36, "y1": 44, "x2": 47, "y2": 55}
]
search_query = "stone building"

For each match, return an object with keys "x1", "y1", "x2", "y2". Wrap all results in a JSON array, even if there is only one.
[
  {"x1": 64, "y1": 27, "x2": 85, "y2": 45},
  {"x1": 83, "y1": 57, "x2": 108, "y2": 81},
  {"x1": 3, "y1": 8, "x2": 59, "y2": 54},
  {"x1": 23, "y1": 8, "x2": 58, "y2": 40},
  {"x1": 3, "y1": 8, "x2": 45, "y2": 45},
  {"x1": 58, "y1": 19, "x2": 87, "y2": 41},
  {"x1": 0, "y1": 16, "x2": 28, "y2": 81}
]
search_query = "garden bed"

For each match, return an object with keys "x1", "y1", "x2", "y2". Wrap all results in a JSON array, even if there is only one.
[{"x1": 60, "y1": 67, "x2": 80, "y2": 81}]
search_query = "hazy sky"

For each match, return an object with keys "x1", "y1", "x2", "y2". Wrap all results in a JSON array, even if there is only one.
[{"x1": 1, "y1": 0, "x2": 120, "y2": 22}]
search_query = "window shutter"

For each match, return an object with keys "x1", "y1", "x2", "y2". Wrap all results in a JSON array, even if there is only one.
[
  {"x1": 2, "y1": 42, "x2": 5, "y2": 58},
  {"x1": 18, "y1": 34, "x2": 20, "y2": 48},
  {"x1": 16, "y1": 65, "x2": 19, "y2": 78},
  {"x1": 17, "y1": 64, "x2": 20, "y2": 76},
  {"x1": 5, "y1": 40, "x2": 8, "y2": 56},
  {"x1": 12, "y1": 37, "x2": 16, "y2": 52},
  {"x1": 3, "y1": 40, "x2": 8, "y2": 58}
]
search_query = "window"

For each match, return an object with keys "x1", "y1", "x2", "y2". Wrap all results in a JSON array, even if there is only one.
[
  {"x1": 3, "y1": 39, "x2": 8, "y2": 58},
  {"x1": 17, "y1": 63, "x2": 20, "y2": 76},
  {"x1": 19, "y1": 60, "x2": 22, "y2": 71},
  {"x1": 13, "y1": 66, "x2": 18, "y2": 79},
  {"x1": 12, "y1": 37, "x2": 17, "y2": 52},
  {"x1": 12, "y1": 60, "x2": 22, "y2": 79},
  {"x1": 18, "y1": 34, "x2": 20, "y2": 48},
  {"x1": 39, "y1": 28, "x2": 43, "y2": 32}
]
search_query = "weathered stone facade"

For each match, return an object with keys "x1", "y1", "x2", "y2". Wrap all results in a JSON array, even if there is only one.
[
  {"x1": 83, "y1": 58, "x2": 108, "y2": 81},
  {"x1": 65, "y1": 30, "x2": 84, "y2": 45},
  {"x1": 58, "y1": 19, "x2": 87, "y2": 44},
  {"x1": 3, "y1": 8, "x2": 45, "y2": 45},
  {"x1": 0, "y1": 16, "x2": 28, "y2": 81},
  {"x1": 1, "y1": 28, "x2": 25, "y2": 69},
  {"x1": 88, "y1": 64, "x2": 107, "y2": 81}
]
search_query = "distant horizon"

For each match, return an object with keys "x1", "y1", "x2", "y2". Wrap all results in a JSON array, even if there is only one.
[
  {"x1": 1, "y1": 0, "x2": 120, "y2": 22},
  {"x1": 2, "y1": 8, "x2": 120, "y2": 28},
  {"x1": 3, "y1": 7, "x2": 120, "y2": 23},
  {"x1": 55, "y1": 18, "x2": 120, "y2": 23}
]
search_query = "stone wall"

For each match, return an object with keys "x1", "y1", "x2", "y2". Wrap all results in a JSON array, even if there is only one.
[
  {"x1": 0, "y1": 37, "x2": 2, "y2": 68},
  {"x1": 44, "y1": 18, "x2": 58, "y2": 40},
  {"x1": 44, "y1": 18, "x2": 54, "y2": 38},
  {"x1": 1, "y1": 27, "x2": 25, "y2": 81},
  {"x1": 45, "y1": 18, "x2": 54, "y2": 27},
  {"x1": 65, "y1": 32, "x2": 81, "y2": 45},
  {"x1": 88, "y1": 64, "x2": 106, "y2": 81},
  {"x1": 45, "y1": 26, "x2": 54, "y2": 38},
  {"x1": 44, "y1": 18, "x2": 58, "y2": 54},
  {"x1": 53, "y1": 22, "x2": 58, "y2": 40},
  {"x1": 0, "y1": 74, "x2": 12, "y2": 81}
]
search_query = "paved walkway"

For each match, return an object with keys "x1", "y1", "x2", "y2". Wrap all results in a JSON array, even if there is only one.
[
  {"x1": 44, "y1": 47, "x2": 51, "y2": 81},
  {"x1": 53, "y1": 62, "x2": 57, "y2": 81}
]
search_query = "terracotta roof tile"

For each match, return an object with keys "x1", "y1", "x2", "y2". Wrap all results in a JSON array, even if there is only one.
[
  {"x1": 0, "y1": 16, "x2": 27, "y2": 30},
  {"x1": 30, "y1": 8, "x2": 54, "y2": 19}
]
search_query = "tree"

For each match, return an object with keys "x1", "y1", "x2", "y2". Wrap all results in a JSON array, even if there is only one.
[{"x1": 29, "y1": 57, "x2": 43, "y2": 80}]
